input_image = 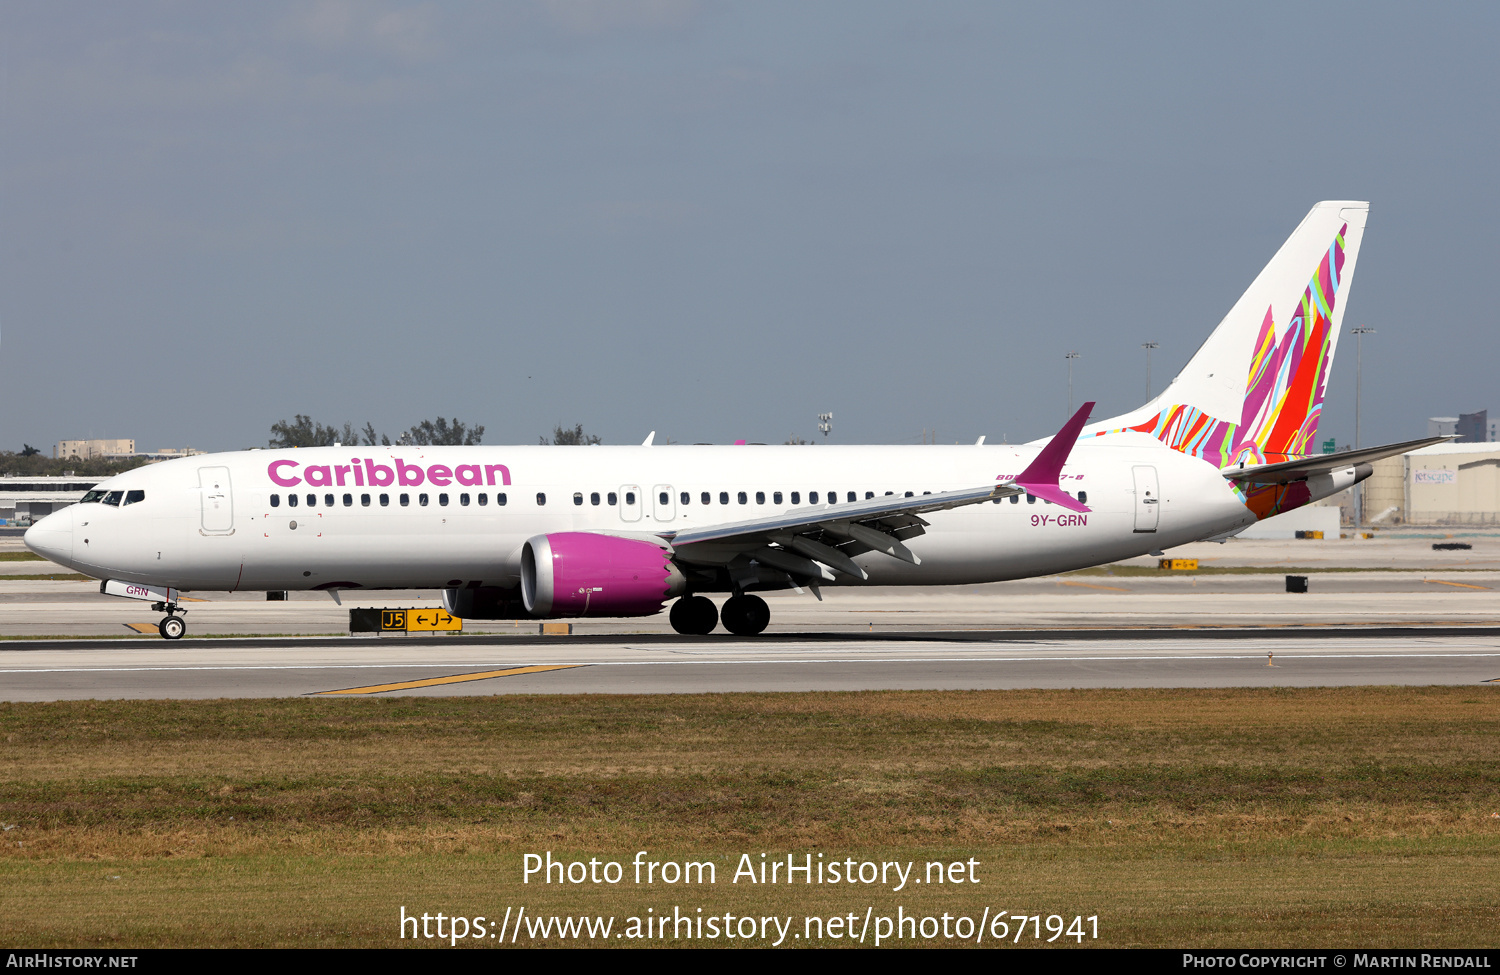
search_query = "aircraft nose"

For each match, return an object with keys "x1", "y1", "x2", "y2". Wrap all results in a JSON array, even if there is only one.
[{"x1": 24, "y1": 507, "x2": 74, "y2": 565}]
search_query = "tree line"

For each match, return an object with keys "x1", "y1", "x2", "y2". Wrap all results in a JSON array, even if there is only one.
[{"x1": 267, "y1": 418, "x2": 605, "y2": 448}]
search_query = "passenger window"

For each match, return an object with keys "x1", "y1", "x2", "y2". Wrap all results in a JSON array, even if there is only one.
[
  {"x1": 625, "y1": 492, "x2": 635, "y2": 505},
  {"x1": 400, "y1": 493, "x2": 410, "y2": 506},
  {"x1": 680, "y1": 492, "x2": 689, "y2": 505},
  {"x1": 1078, "y1": 490, "x2": 1088, "y2": 504},
  {"x1": 498, "y1": 493, "x2": 507, "y2": 505},
  {"x1": 306, "y1": 494, "x2": 316, "y2": 507},
  {"x1": 532, "y1": 493, "x2": 541, "y2": 506},
  {"x1": 848, "y1": 492, "x2": 856, "y2": 503},
  {"x1": 441, "y1": 494, "x2": 452, "y2": 506},
  {"x1": 124, "y1": 490, "x2": 145, "y2": 506},
  {"x1": 419, "y1": 493, "x2": 429, "y2": 506},
  {"x1": 809, "y1": 492, "x2": 818, "y2": 504},
  {"x1": 461, "y1": 493, "x2": 471, "y2": 506},
  {"x1": 343, "y1": 494, "x2": 353, "y2": 506},
  {"x1": 773, "y1": 492, "x2": 782, "y2": 504},
  {"x1": 573, "y1": 493, "x2": 583, "y2": 506},
  {"x1": 737, "y1": 491, "x2": 747, "y2": 505},
  {"x1": 1027, "y1": 495, "x2": 1036, "y2": 504},
  {"x1": 607, "y1": 492, "x2": 617, "y2": 505},
  {"x1": 325, "y1": 494, "x2": 334, "y2": 507},
  {"x1": 923, "y1": 491, "x2": 932, "y2": 495},
  {"x1": 270, "y1": 494, "x2": 281, "y2": 508},
  {"x1": 719, "y1": 492, "x2": 729, "y2": 505},
  {"x1": 791, "y1": 492, "x2": 800, "y2": 504},
  {"x1": 755, "y1": 491, "x2": 765, "y2": 504},
  {"x1": 380, "y1": 493, "x2": 390, "y2": 506},
  {"x1": 885, "y1": 491, "x2": 893, "y2": 496},
  {"x1": 478, "y1": 493, "x2": 488, "y2": 506},
  {"x1": 288, "y1": 494, "x2": 299, "y2": 508},
  {"x1": 1010, "y1": 494, "x2": 1019, "y2": 504},
  {"x1": 866, "y1": 492, "x2": 875, "y2": 500},
  {"x1": 904, "y1": 491, "x2": 913, "y2": 498},
  {"x1": 701, "y1": 492, "x2": 710, "y2": 505},
  {"x1": 659, "y1": 492, "x2": 669, "y2": 505},
  {"x1": 591, "y1": 492, "x2": 601, "y2": 506},
  {"x1": 361, "y1": 494, "x2": 371, "y2": 506}
]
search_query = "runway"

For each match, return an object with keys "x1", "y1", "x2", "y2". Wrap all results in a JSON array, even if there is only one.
[{"x1": 2, "y1": 628, "x2": 1497, "y2": 699}]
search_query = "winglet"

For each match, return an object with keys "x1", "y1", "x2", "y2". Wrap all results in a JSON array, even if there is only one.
[{"x1": 1013, "y1": 401, "x2": 1093, "y2": 513}]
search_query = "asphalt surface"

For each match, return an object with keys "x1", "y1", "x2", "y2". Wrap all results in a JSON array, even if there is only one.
[
  {"x1": 2, "y1": 627, "x2": 1497, "y2": 700},
  {"x1": 1, "y1": 534, "x2": 1495, "y2": 699}
]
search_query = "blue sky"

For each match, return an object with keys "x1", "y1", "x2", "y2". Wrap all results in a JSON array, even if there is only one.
[{"x1": 2, "y1": 1, "x2": 1495, "y2": 450}]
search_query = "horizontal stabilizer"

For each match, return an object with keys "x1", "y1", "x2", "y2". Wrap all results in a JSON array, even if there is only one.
[{"x1": 1222, "y1": 436, "x2": 1454, "y2": 485}]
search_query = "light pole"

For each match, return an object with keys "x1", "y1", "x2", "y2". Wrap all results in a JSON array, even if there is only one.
[
  {"x1": 1350, "y1": 325, "x2": 1375, "y2": 529},
  {"x1": 818, "y1": 413, "x2": 832, "y2": 439},
  {"x1": 1141, "y1": 341, "x2": 1159, "y2": 400},
  {"x1": 1065, "y1": 351, "x2": 1080, "y2": 416}
]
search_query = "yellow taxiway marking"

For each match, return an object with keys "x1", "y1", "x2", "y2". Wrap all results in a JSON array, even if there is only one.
[
  {"x1": 124, "y1": 623, "x2": 158, "y2": 634},
  {"x1": 314, "y1": 665, "x2": 582, "y2": 695},
  {"x1": 1424, "y1": 579, "x2": 1493, "y2": 591},
  {"x1": 1057, "y1": 580, "x2": 1130, "y2": 592}
]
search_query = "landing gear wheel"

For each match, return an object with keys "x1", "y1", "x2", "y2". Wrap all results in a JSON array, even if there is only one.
[
  {"x1": 719, "y1": 594, "x2": 770, "y2": 636},
  {"x1": 159, "y1": 616, "x2": 185, "y2": 640},
  {"x1": 670, "y1": 595, "x2": 720, "y2": 635}
]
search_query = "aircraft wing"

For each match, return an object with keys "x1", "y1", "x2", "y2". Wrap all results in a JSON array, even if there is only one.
[
  {"x1": 659, "y1": 403, "x2": 1096, "y2": 582},
  {"x1": 1220, "y1": 435, "x2": 1453, "y2": 485}
]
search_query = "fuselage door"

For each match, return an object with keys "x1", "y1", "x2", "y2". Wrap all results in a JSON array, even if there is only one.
[
  {"x1": 199, "y1": 466, "x2": 235, "y2": 534},
  {"x1": 619, "y1": 485, "x2": 642, "y2": 523},
  {"x1": 1132, "y1": 465, "x2": 1160, "y2": 533},
  {"x1": 653, "y1": 484, "x2": 676, "y2": 522}
]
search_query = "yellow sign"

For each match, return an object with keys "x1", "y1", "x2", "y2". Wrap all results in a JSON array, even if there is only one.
[
  {"x1": 380, "y1": 609, "x2": 462, "y2": 632},
  {"x1": 1157, "y1": 558, "x2": 1199, "y2": 571}
]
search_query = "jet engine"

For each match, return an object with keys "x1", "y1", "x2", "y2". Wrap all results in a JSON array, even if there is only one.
[{"x1": 520, "y1": 532, "x2": 686, "y2": 617}]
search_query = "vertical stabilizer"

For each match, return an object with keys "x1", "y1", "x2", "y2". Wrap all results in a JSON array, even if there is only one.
[{"x1": 1090, "y1": 202, "x2": 1368, "y2": 467}]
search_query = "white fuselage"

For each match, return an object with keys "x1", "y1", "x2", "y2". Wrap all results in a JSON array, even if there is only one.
[{"x1": 25, "y1": 434, "x2": 1255, "y2": 594}]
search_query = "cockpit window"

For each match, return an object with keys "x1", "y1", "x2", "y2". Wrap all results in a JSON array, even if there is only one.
[
  {"x1": 102, "y1": 491, "x2": 123, "y2": 507},
  {"x1": 123, "y1": 490, "x2": 145, "y2": 506},
  {"x1": 81, "y1": 490, "x2": 106, "y2": 504}
]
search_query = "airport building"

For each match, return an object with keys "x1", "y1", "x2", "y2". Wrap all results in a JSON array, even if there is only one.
[
  {"x1": 0, "y1": 476, "x2": 102, "y2": 526},
  {"x1": 1361, "y1": 440, "x2": 1500, "y2": 525},
  {"x1": 55, "y1": 439, "x2": 134, "y2": 460},
  {"x1": 54, "y1": 440, "x2": 204, "y2": 461}
]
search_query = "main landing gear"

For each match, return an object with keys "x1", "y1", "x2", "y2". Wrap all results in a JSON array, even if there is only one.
[
  {"x1": 669, "y1": 595, "x2": 719, "y2": 635},
  {"x1": 152, "y1": 601, "x2": 186, "y2": 641},
  {"x1": 670, "y1": 594, "x2": 769, "y2": 636}
]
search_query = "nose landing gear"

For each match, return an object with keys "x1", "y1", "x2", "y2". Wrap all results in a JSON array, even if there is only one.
[{"x1": 152, "y1": 601, "x2": 186, "y2": 640}]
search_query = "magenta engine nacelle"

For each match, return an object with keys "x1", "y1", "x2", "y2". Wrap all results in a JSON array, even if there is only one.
[{"x1": 521, "y1": 532, "x2": 687, "y2": 618}]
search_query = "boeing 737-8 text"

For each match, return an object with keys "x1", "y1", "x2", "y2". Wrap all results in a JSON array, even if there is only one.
[{"x1": 24, "y1": 201, "x2": 1442, "y2": 638}]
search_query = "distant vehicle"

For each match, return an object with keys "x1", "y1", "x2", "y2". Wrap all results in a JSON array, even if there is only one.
[{"x1": 27, "y1": 202, "x2": 1440, "y2": 639}]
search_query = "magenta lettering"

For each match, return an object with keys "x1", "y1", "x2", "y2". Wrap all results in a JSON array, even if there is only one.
[
  {"x1": 485, "y1": 464, "x2": 511, "y2": 486},
  {"x1": 427, "y1": 464, "x2": 452, "y2": 487},
  {"x1": 268, "y1": 460, "x2": 302, "y2": 487},
  {"x1": 351, "y1": 460, "x2": 365, "y2": 487},
  {"x1": 305, "y1": 465, "x2": 332, "y2": 487},
  {"x1": 396, "y1": 458, "x2": 425, "y2": 487},
  {"x1": 365, "y1": 459, "x2": 395, "y2": 488},
  {"x1": 455, "y1": 464, "x2": 481, "y2": 487},
  {"x1": 334, "y1": 464, "x2": 352, "y2": 486}
]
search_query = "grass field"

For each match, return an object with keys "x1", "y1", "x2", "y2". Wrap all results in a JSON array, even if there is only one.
[{"x1": 1, "y1": 688, "x2": 1496, "y2": 947}]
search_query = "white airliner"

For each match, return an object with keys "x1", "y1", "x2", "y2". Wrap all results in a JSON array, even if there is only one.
[{"x1": 26, "y1": 201, "x2": 1441, "y2": 639}]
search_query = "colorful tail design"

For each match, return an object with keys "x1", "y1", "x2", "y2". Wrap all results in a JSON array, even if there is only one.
[{"x1": 1086, "y1": 202, "x2": 1368, "y2": 518}]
